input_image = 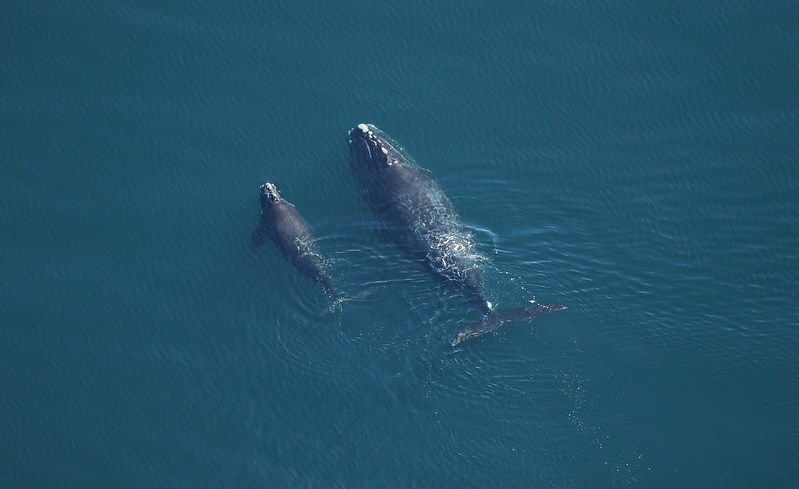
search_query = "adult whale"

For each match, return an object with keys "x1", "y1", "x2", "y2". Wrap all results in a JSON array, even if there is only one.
[
  {"x1": 347, "y1": 123, "x2": 565, "y2": 346},
  {"x1": 251, "y1": 182, "x2": 335, "y2": 299}
]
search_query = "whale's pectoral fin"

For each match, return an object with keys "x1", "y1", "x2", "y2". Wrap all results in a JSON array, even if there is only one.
[
  {"x1": 250, "y1": 221, "x2": 268, "y2": 249},
  {"x1": 318, "y1": 286, "x2": 384, "y2": 315},
  {"x1": 451, "y1": 303, "x2": 566, "y2": 347}
]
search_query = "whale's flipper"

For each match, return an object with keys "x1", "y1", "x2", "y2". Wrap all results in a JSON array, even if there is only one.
[
  {"x1": 319, "y1": 286, "x2": 384, "y2": 315},
  {"x1": 250, "y1": 219, "x2": 268, "y2": 249},
  {"x1": 451, "y1": 303, "x2": 566, "y2": 347}
]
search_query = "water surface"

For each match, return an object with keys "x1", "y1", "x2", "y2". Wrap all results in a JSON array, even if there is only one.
[{"x1": 2, "y1": 0, "x2": 798, "y2": 487}]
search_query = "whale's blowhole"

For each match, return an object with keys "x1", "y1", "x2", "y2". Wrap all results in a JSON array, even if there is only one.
[{"x1": 260, "y1": 183, "x2": 282, "y2": 204}]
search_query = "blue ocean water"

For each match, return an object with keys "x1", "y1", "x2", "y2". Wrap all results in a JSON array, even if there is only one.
[{"x1": 2, "y1": 0, "x2": 798, "y2": 486}]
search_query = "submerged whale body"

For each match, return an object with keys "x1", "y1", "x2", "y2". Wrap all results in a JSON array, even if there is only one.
[
  {"x1": 251, "y1": 182, "x2": 335, "y2": 299},
  {"x1": 347, "y1": 123, "x2": 565, "y2": 346}
]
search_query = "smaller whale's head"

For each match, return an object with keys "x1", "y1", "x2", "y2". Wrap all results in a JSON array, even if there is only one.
[
  {"x1": 259, "y1": 182, "x2": 282, "y2": 209},
  {"x1": 347, "y1": 123, "x2": 399, "y2": 173}
]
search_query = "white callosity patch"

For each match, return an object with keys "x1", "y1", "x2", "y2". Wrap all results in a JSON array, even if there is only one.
[{"x1": 358, "y1": 123, "x2": 369, "y2": 133}]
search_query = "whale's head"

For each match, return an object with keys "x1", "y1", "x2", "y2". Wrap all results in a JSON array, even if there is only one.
[
  {"x1": 348, "y1": 123, "x2": 411, "y2": 175},
  {"x1": 259, "y1": 182, "x2": 282, "y2": 209}
]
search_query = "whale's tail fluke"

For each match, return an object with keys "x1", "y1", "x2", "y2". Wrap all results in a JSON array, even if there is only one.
[{"x1": 451, "y1": 303, "x2": 566, "y2": 347}]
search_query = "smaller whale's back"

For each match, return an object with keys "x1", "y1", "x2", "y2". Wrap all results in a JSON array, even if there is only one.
[{"x1": 251, "y1": 183, "x2": 334, "y2": 298}]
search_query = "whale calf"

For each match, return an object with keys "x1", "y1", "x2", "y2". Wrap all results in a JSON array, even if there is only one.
[
  {"x1": 347, "y1": 123, "x2": 565, "y2": 346},
  {"x1": 251, "y1": 182, "x2": 335, "y2": 299}
]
